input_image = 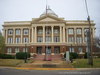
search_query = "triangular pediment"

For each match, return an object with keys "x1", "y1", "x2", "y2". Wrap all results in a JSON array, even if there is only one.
[
  {"x1": 39, "y1": 17, "x2": 57, "y2": 22},
  {"x1": 32, "y1": 15, "x2": 65, "y2": 23}
]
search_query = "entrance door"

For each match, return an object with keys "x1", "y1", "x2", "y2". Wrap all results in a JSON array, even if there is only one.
[
  {"x1": 37, "y1": 47, "x2": 42, "y2": 54},
  {"x1": 54, "y1": 47, "x2": 60, "y2": 54},
  {"x1": 45, "y1": 46, "x2": 51, "y2": 54}
]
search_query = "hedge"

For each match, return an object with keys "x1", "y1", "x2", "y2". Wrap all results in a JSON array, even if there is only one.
[
  {"x1": 16, "y1": 52, "x2": 30, "y2": 59},
  {"x1": 0, "y1": 54, "x2": 15, "y2": 59}
]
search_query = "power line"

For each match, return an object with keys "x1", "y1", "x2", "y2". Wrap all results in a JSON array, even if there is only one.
[{"x1": 85, "y1": 0, "x2": 89, "y2": 17}]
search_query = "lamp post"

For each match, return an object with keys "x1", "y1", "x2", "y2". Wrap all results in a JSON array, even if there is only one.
[
  {"x1": 24, "y1": 40, "x2": 27, "y2": 63},
  {"x1": 71, "y1": 44, "x2": 72, "y2": 52}
]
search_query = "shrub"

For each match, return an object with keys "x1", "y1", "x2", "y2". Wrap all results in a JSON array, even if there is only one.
[
  {"x1": 16, "y1": 52, "x2": 30, "y2": 59},
  {"x1": 64, "y1": 52, "x2": 78, "y2": 59},
  {"x1": 84, "y1": 52, "x2": 87, "y2": 59},
  {"x1": 0, "y1": 54, "x2": 15, "y2": 59}
]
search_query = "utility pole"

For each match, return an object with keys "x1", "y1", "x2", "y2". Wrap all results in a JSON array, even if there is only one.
[
  {"x1": 86, "y1": 16, "x2": 93, "y2": 66},
  {"x1": 85, "y1": 0, "x2": 93, "y2": 66}
]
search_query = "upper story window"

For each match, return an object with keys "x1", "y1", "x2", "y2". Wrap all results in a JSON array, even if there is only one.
[
  {"x1": 54, "y1": 29, "x2": 59, "y2": 34},
  {"x1": 7, "y1": 48, "x2": 12, "y2": 54},
  {"x1": 68, "y1": 29, "x2": 74, "y2": 34},
  {"x1": 8, "y1": 37, "x2": 13, "y2": 44},
  {"x1": 54, "y1": 36, "x2": 60, "y2": 42},
  {"x1": 76, "y1": 29, "x2": 82, "y2": 34},
  {"x1": 38, "y1": 29, "x2": 43, "y2": 34},
  {"x1": 15, "y1": 37, "x2": 20, "y2": 43},
  {"x1": 45, "y1": 36, "x2": 51, "y2": 42},
  {"x1": 37, "y1": 37, "x2": 43, "y2": 42},
  {"x1": 23, "y1": 37, "x2": 29, "y2": 43},
  {"x1": 84, "y1": 28, "x2": 89, "y2": 35},
  {"x1": 8, "y1": 29, "x2": 13, "y2": 35},
  {"x1": 15, "y1": 29, "x2": 20, "y2": 35},
  {"x1": 46, "y1": 29, "x2": 51, "y2": 35},
  {"x1": 68, "y1": 37, "x2": 74, "y2": 42},
  {"x1": 76, "y1": 37, "x2": 82, "y2": 43},
  {"x1": 23, "y1": 29, "x2": 29, "y2": 35},
  {"x1": 84, "y1": 36, "x2": 87, "y2": 42}
]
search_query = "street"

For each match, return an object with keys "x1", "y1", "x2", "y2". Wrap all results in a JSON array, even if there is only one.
[{"x1": 0, "y1": 67, "x2": 100, "y2": 75}]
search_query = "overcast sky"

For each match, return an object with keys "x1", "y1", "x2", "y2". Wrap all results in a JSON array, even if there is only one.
[{"x1": 0, "y1": 0, "x2": 100, "y2": 36}]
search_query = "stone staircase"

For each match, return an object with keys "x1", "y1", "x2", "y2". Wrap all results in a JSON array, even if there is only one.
[
  {"x1": 20, "y1": 54, "x2": 73, "y2": 68},
  {"x1": 34, "y1": 54, "x2": 62, "y2": 61}
]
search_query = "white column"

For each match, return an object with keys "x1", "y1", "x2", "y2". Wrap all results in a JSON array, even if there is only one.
[
  {"x1": 21, "y1": 28, "x2": 23, "y2": 44},
  {"x1": 43, "y1": 26, "x2": 45, "y2": 43},
  {"x1": 74, "y1": 28, "x2": 76, "y2": 44},
  {"x1": 13, "y1": 28, "x2": 15, "y2": 44},
  {"x1": 51, "y1": 26, "x2": 54, "y2": 43},
  {"x1": 63, "y1": 26, "x2": 65, "y2": 43},
  {"x1": 2, "y1": 29, "x2": 5, "y2": 37},
  {"x1": 60, "y1": 26, "x2": 62, "y2": 43},
  {"x1": 6, "y1": 29, "x2": 8, "y2": 44},
  {"x1": 66, "y1": 28, "x2": 68, "y2": 43},
  {"x1": 93, "y1": 28, "x2": 95, "y2": 38},
  {"x1": 32, "y1": 27, "x2": 33, "y2": 43},
  {"x1": 34, "y1": 26, "x2": 37, "y2": 43},
  {"x1": 29, "y1": 28, "x2": 30, "y2": 43},
  {"x1": 82, "y1": 28, "x2": 85, "y2": 43}
]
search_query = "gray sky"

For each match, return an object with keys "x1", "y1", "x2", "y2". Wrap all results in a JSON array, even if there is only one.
[{"x1": 0, "y1": 0, "x2": 100, "y2": 36}]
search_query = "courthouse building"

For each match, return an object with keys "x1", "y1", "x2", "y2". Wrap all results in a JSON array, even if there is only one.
[{"x1": 2, "y1": 7, "x2": 95, "y2": 56}]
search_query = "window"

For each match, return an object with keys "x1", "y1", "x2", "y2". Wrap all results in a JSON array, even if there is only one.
[
  {"x1": 54, "y1": 29, "x2": 59, "y2": 34},
  {"x1": 68, "y1": 29, "x2": 74, "y2": 34},
  {"x1": 23, "y1": 29, "x2": 29, "y2": 35},
  {"x1": 84, "y1": 37, "x2": 87, "y2": 42},
  {"x1": 46, "y1": 29, "x2": 51, "y2": 34},
  {"x1": 8, "y1": 29, "x2": 13, "y2": 35},
  {"x1": 68, "y1": 37, "x2": 74, "y2": 42},
  {"x1": 78, "y1": 47, "x2": 83, "y2": 53},
  {"x1": 54, "y1": 36, "x2": 60, "y2": 42},
  {"x1": 15, "y1": 47, "x2": 19, "y2": 53},
  {"x1": 69, "y1": 47, "x2": 74, "y2": 52},
  {"x1": 8, "y1": 37, "x2": 13, "y2": 44},
  {"x1": 16, "y1": 37, "x2": 20, "y2": 43},
  {"x1": 45, "y1": 36, "x2": 51, "y2": 42},
  {"x1": 7, "y1": 48, "x2": 12, "y2": 54},
  {"x1": 15, "y1": 29, "x2": 20, "y2": 35},
  {"x1": 77, "y1": 29, "x2": 82, "y2": 34},
  {"x1": 23, "y1": 37, "x2": 29, "y2": 43},
  {"x1": 38, "y1": 29, "x2": 43, "y2": 34},
  {"x1": 76, "y1": 37, "x2": 82, "y2": 43},
  {"x1": 84, "y1": 28, "x2": 89, "y2": 35},
  {"x1": 37, "y1": 37, "x2": 43, "y2": 42},
  {"x1": 86, "y1": 47, "x2": 88, "y2": 52},
  {"x1": 23, "y1": 48, "x2": 28, "y2": 52}
]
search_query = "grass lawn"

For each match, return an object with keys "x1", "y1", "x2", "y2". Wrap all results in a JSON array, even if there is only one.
[
  {"x1": 72, "y1": 58, "x2": 100, "y2": 68},
  {"x1": 0, "y1": 59, "x2": 25, "y2": 67}
]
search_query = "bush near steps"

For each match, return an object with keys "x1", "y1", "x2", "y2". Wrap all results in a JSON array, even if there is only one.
[{"x1": 16, "y1": 52, "x2": 30, "y2": 59}]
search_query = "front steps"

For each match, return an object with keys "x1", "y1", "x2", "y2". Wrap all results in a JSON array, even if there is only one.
[
  {"x1": 20, "y1": 54, "x2": 73, "y2": 68},
  {"x1": 20, "y1": 60, "x2": 73, "y2": 68},
  {"x1": 34, "y1": 54, "x2": 62, "y2": 61}
]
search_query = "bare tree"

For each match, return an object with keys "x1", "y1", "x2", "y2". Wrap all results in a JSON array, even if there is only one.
[{"x1": 0, "y1": 31, "x2": 5, "y2": 54}]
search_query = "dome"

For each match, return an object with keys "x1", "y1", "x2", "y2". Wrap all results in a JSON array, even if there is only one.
[{"x1": 40, "y1": 6, "x2": 58, "y2": 17}]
